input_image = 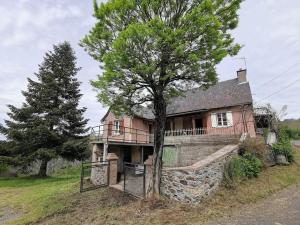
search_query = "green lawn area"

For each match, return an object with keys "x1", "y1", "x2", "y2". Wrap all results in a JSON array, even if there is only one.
[
  {"x1": 1, "y1": 146, "x2": 300, "y2": 225},
  {"x1": 0, "y1": 166, "x2": 81, "y2": 225}
]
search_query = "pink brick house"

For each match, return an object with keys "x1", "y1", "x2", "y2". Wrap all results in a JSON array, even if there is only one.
[{"x1": 90, "y1": 69, "x2": 256, "y2": 175}]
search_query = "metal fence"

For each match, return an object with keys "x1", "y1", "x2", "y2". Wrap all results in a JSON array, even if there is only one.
[
  {"x1": 80, "y1": 161, "x2": 109, "y2": 192},
  {"x1": 123, "y1": 162, "x2": 146, "y2": 198}
]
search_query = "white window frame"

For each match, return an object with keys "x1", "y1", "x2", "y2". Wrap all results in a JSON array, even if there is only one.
[
  {"x1": 113, "y1": 120, "x2": 120, "y2": 135},
  {"x1": 217, "y1": 112, "x2": 228, "y2": 127}
]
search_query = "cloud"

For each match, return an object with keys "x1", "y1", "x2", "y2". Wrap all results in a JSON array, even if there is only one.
[{"x1": 0, "y1": 1, "x2": 84, "y2": 47}]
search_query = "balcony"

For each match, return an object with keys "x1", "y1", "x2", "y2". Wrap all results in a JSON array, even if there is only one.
[{"x1": 90, "y1": 125, "x2": 154, "y2": 145}]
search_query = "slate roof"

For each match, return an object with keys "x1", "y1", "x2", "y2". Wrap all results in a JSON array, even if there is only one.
[
  {"x1": 166, "y1": 78, "x2": 253, "y2": 116},
  {"x1": 102, "y1": 78, "x2": 253, "y2": 121}
]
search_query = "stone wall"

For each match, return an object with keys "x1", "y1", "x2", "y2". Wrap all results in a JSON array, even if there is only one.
[
  {"x1": 160, "y1": 145, "x2": 238, "y2": 203},
  {"x1": 25, "y1": 158, "x2": 81, "y2": 176},
  {"x1": 90, "y1": 163, "x2": 108, "y2": 186},
  {"x1": 163, "y1": 135, "x2": 239, "y2": 167}
]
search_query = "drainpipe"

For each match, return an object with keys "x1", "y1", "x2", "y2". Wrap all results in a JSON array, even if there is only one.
[{"x1": 241, "y1": 105, "x2": 248, "y2": 133}]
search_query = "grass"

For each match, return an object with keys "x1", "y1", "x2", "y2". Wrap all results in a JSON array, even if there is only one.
[
  {"x1": 0, "y1": 166, "x2": 81, "y2": 225},
  {"x1": 1, "y1": 146, "x2": 300, "y2": 225},
  {"x1": 282, "y1": 120, "x2": 300, "y2": 129}
]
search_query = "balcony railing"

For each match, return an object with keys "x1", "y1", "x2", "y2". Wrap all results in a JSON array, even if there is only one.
[
  {"x1": 90, "y1": 125, "x2": 242, "y2": 143},
  {"x1": 90, "y1": 125, "x2": 153, "y2": 144},
  {"x1": 164, "y1": 127, "x2": 241, "y2": 137}
]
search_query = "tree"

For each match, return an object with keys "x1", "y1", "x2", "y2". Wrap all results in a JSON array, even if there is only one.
[
  {"x1": 81, "y1": 0, "x2": 242, "y2": 197},
  {"x1": 0, "y1": 42, "x2": 89, "y2": 177}
]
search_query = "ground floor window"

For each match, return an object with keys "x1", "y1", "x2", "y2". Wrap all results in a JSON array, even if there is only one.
[{"x1": 217, "y1": 113, "x2": 228, "y2": 127}]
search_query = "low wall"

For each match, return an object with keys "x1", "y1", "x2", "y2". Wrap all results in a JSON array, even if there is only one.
[
  {"x1": 91, "y1": 163, "x2": 107, "y2": 186},
  {"x1": 163, "y1": 135, "x2": 239, "y2": 167},
  {"x1": 160, "y1": 145, "x2": 238, "y2": 203}
]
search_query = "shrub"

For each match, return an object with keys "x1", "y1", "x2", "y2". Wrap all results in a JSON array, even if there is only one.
[
  {"x1": 240, "y1": 153, "x2": 262, "y2": 178},
  {"x1": 272, "y1": 140, "x2": 294, "y2": 163},
  {"x1": 0, "y1": 162, "x2": 9, "y2": 174},
  {"x1": 223, "y1": 153, "x2": 262, "y2": 189},
  {"x1": 223, "y1": 156, "x2": 244, "y2": 189},
  {"x1": 240, "y1": 138, "x2": 267, "y2": 163},
  {"x1": 272, "y1": 127, "x2": 294, "y2": 163}
]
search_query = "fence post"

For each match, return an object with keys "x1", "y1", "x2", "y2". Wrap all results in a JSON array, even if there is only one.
[
  {"x1": 106, "y1": 153, "x2": 119, "y2": 186},
  {"x1": 144, "y1": 155, "x2": 153, "y2": 198},
  {"x1": 80, "y1": 161, "x2": 84, "y2": 193}
]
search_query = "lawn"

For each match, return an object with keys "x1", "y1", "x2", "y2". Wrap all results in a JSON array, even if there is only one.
[
  {"x1": 0, "y1": 166, "x2": 81, "y2": 225},
  {"x1": 1, "y1": 146, "x2": 300, "y2": 225}
]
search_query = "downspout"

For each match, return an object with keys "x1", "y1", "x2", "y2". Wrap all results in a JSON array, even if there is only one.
[{"x1": 241, "y1": 105, "x2": 248, "y2": 133}]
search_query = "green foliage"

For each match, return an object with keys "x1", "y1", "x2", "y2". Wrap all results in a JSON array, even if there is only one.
[
  {"x1": 240, "y1": 153, "x2": 263, "y2": 178},
  {"x1": 0, "y1": 163, "x2": 9, "y2": 174},
  {"x1": 224, "y1": 153, "x2": 262, "y2": 189},
  {"x1": 223, "y1": 156, "x2": 244, "y2": 188},
  {"x1": 81, "y1": 0, "x2": 242, "y2": 114},
  {"x1": 240, "y1": 138, "x2": 267, "y2": 164},
  {"x1": 271, "y1": 127, "x2": 294, "y2": 163},
  {"x1": 0, "y1": 42, "x2": 89, "y2": 176},
  {"x1": 281, "y1": 126, "x2": 300, "y2": 140}
]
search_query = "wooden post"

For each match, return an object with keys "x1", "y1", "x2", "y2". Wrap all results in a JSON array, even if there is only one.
[
  {"x1": 144, "y1": 155, "x2": 153, "y2": 198},
  {"x1": 192, "y1": 117, "x2": 196, "y2": 134},
  {"x1": 106, "y1": 153, "x2": 119, "y2": 185}
]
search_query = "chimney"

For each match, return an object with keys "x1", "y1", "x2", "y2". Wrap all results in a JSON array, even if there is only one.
[{"x1": 237, "y1": 68, "x2": 247, "y2": 84}]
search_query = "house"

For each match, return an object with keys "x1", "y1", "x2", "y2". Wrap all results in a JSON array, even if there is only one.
[{"x1": 89, "y1": 69, "x2": 256, "y2": 184}]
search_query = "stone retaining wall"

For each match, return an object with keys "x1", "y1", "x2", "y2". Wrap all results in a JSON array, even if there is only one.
[{"x1": 160, "y1": 145, "x2": 238, "y2": 203}]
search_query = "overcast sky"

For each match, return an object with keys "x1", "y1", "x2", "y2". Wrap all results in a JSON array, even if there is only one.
[{"x1": 1, "y1": 0, "x2": 300, "y2": 140}]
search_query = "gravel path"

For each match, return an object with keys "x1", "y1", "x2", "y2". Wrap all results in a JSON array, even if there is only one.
[{"x1": 205, "y1": 183, "x2": 300, "y2": 225}]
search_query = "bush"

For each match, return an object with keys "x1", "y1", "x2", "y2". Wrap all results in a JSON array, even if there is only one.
[
  {"x1": 272, "y1": 127, "x2": 294, "y2": 163},
  {"x1": 0, "y1": 162, "x2": 9, "y2": 174},
  {"x1": 240, "y1": 138, "x2": 267, "y2": 163},
  {"x1": 240, "y1": 153, "x2": 262, "y2": 178},
  {"x1": 223, "y1": 156, "x2": 244, "y2": 189},
  {"x1": 223, "y1": 153, "x2": 262, "y2": 189}
]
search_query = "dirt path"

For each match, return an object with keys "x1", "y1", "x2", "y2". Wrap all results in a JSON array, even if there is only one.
[
  {"x1": 204, "y1": 183, "x2": 300, "y2": 225},
  {"x1": 0, "y1": 207, "x2": 21, "y2": 225}
]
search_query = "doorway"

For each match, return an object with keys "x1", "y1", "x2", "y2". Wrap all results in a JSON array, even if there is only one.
[{"x1": 195, "y1": 118, "x2": 203, "y2": 128}]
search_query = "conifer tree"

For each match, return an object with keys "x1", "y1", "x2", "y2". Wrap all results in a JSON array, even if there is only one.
[{"x1": 0, "y1": 42, "x2": 89, "y2": 177}]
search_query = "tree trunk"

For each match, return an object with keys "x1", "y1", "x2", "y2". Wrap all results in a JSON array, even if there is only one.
[
  {"x1": 150, "y1": 95, "x2": 167, "y2": 198},
  {"x1": 38, "y1": 159, "x2": 48, "y2": 177}
]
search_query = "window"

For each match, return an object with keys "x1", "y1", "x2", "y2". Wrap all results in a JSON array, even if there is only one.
[
  {"x1": 113, "y1": 120, "x2": 120, "y2": 135},
  {"x1": 211, "y1": 112, "x2": 233, "y2": 128},
  {"x1": 217, "y1": 113, "x2": 228, "y2": 127}
]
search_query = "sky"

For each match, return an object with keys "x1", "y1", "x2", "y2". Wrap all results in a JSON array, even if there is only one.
[{"x1": 1, "y1": 0, "x2": 300, "y2": 140}]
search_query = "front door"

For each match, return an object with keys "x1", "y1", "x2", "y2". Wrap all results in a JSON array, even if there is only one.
[{"x1": 195, "y1": 118, "x2": 203, "y2": 128}]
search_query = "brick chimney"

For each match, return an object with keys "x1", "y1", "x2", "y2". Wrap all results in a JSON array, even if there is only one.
[{"x1": 237, "y1": 68, "x2": 247, "y2": 84}]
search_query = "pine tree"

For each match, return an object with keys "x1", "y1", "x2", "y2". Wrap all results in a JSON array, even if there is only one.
[{"x1": 0, "y1": 42, "x2": 89, "y2": 177}]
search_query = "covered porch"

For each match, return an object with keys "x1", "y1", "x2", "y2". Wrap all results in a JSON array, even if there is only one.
[{"x1": 165, "y1": 112, "x2": 208, "y2": 136}]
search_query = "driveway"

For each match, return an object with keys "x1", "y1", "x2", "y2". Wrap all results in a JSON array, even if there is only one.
[
  {"x1": 205, "y1": 183, "x2": 300, "y2": 225},
  {"x1": 292, "y1": 140, "x2": 300, "y2": 147}
]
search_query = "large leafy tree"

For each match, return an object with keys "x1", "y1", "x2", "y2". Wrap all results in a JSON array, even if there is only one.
[
  {"x1": 0, "y1": 42, "x2": 89, "y2": 177},
  {"x1": 81, "y1": 0, "x2": 242, "y2": 196}
]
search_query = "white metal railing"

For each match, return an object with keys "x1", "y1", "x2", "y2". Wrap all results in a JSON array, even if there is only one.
[
  {"x1": 165, "y1": 128, "x2": 207, "y2": 136},
  {"x1": 164, "y1": 127, "x2": 239, "y2": 137}
]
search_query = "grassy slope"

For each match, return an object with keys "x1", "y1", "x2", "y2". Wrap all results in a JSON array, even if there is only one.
[
  {"x1": 1, "y1": 146, "x2": 300, "y2": 225},
  {"x1": 0, "y1": 166, "x2": 81, "y2": 225},
  {"x1": 282, "y1": 120, "x2": 300, "y2": 129},
  {"x1": 36, "y1": 146, "x2": 300, "y2": 225}
]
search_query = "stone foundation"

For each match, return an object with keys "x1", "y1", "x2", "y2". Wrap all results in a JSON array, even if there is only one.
[{"x1": 160, "y1": 145, "x2": 238, "y2": 203}]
